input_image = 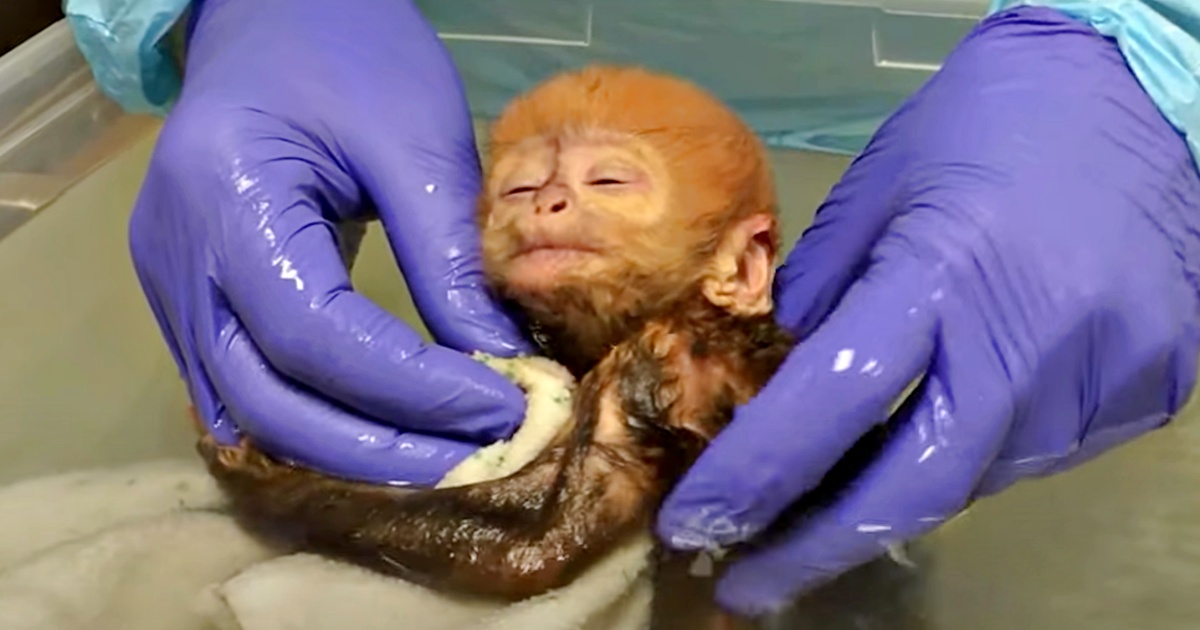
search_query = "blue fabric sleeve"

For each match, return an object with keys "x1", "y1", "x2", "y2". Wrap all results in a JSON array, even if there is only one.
[
  {"x1": 990, "y1": 0, "x2": 1200, "y2": 168},
  {"x1": 62, "y1": 0, "x2": 192, "y2": 116}
]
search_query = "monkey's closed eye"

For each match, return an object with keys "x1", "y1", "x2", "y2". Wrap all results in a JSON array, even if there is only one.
[
  {"x1": 504, "y1": 186, "x2": 538, "y2": 197},
  {"x1": 588, "y1": 178, "x2": 626, "y2": 187}
]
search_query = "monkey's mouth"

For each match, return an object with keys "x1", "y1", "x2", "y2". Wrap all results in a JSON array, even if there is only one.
[
  {"x1": 504, "y1": 244, "x2": 603, "y2": 291},
  {"x1": 514, "y1": 246, "x2": 599, "y2": 261},
  {"x1": 510, "y1": 248, "x2": 599, "y2": 281},
  {"x1": 511, "y1": 236, "x2": 603, "y2": 264},
  {"x1": 508, "y1": 244, "x2": 600, "y2": 273}
]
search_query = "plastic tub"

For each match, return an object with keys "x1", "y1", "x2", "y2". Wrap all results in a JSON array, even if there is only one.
[
  {"x1": 0, "y1": 21, "x2": 182, "y2": 485},
  {"x1": 0, "y1": 20, "x2": 158, "y2": 244},
  {"x1": 419, "y1": 0, "x2": 991, "y2": 154},
  {"x1": 3, "y1": 12, "x2": 1200, "y2": 630}
]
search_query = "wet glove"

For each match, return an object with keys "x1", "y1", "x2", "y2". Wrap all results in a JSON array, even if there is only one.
[
  {"x1": 129, "y1": 0, "x2": 533, "y2": 487},
  {"x1": 657, "y1": 5, "x2": 1200, "y2": 616}
]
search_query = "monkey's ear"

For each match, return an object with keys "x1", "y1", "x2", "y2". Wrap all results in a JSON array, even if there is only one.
[{"x1": 702, "y1": 213, "x2": 777, "y2": 316}]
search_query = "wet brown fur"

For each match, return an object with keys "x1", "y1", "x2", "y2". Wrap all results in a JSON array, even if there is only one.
[
  {"x1": 199, "y1": 305, "x2": 793, "y2": 599},
  {"x1": 196, "y1": 65, "x2": 793, "y2": 601}
]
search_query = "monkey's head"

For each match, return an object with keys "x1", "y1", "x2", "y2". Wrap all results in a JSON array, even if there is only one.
[{"x1": 478, "y1": 65, "x2": 779, "y2": 373}]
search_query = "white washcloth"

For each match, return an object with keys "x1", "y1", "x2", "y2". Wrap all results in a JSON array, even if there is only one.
[{"x1": 0, "y1": 356, "x2": 655, "y2": 630}]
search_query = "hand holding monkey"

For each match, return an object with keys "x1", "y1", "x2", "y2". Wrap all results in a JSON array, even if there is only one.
[
  {"x1": 658, "y1": 6, "x2": 1200, "y2": 616},
  {"x1": 128, "y1": 0, "x2": 534, "y2": 487},
  {"x1": 199, "y1": 65, "x2": 794, "y2": 604}
]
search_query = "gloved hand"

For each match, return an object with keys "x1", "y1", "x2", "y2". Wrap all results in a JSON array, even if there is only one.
[
  {"x1": 657, "y1": 5, "x2": 1200, "y2": 617},
  {"x1": 131, "y1": 0, "x2": 534, "y2": 487}
]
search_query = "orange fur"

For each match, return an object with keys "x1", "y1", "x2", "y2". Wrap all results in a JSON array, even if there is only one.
[
  {"x1": 477, "y1": 65, "x2": 782, "y2": 374},
  {"x1": 484, "y1": 65, "x2": 779, "y2": 255}
]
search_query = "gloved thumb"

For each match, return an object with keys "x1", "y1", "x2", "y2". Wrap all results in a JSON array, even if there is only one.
[{"x1": 347, "y1": 62, "x2": 534, "y2": 359}]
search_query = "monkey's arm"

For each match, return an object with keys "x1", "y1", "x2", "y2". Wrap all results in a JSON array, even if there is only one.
[
  {"x1": 196, "y1": 363, "x2": 655, "y2": 601},
  {"x1": 197, "y1": 314, "x2": 783, "y2": 601}
]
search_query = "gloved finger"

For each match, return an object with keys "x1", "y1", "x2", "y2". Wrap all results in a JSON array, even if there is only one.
[
  {"x1": 657, "y1": 257, "x2": 940, "y2": 551},
  {"x1": 714, "y1": 360, "x2": 1013, "y2": 616},
  {"x1": 971, "y1": 414, "x2": 1167, "y2": 499},
  {"x1": 973, "y1": 407, "x2": 1172, "y2": 499},
  {"x1": 773, "y1": 134, "x2": 908, "y2": 338},
  {"x1": 128, "y1": 199, "x2": 235, "y2": 444},
  {"x1": 136, "y1": 279, "x2": 237, "y2": 445},
  {"x1": 973, "y1": 284, "x2": 1197, "y2": 497},
  {"x1": 203, "y1": 307, "x2": 480, "y2": 486},
  {"x1": 207, "y1": 150, "x2": 527, "y2": 443},
  {"x1": 369, "y1": 147, "x2": 533, "y2": 358},
  {"x1": 346, "y1": 30, "x2": 534, "y2": 359}
]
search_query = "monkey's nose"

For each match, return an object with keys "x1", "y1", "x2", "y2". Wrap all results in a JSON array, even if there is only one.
[{"x1": 534, "y1": 187, "x2": 571, "y2": 214}]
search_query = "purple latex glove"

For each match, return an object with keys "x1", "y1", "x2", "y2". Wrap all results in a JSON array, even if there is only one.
[
  {"x1": 130, "y1": 0, "x2": 535, "y2": 487},
  {"x1": 657, "y1": 5, "x2": 1200, "y2": 617}
]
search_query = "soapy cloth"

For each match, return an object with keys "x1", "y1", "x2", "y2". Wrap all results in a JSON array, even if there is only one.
[{"x1": 0, "y1": 356, "x2": 655, "y2": 630}]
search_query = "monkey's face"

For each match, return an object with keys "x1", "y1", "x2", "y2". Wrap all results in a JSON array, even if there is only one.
[
  {"x1": 479, "y1": 130, "x2": 713, "y2": 368},
  {"x1": 481, "y1": 130, "x2": 699, "y2": 292}
]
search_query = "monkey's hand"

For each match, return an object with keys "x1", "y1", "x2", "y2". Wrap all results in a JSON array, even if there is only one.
[
  {"x1": 657, "y1": 5, "x2": 1200, "y2": 617},
  {"x1": 131, "y1": 0, "x2": 535, "y2": 487}
]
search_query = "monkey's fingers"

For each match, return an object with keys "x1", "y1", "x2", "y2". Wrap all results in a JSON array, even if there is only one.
[
  {"x1": 196, "y1": 434, "x2": 286, "y2": 488},
  {"x1": 186, "y1": 405, "x2": 208, "y2": 437}
]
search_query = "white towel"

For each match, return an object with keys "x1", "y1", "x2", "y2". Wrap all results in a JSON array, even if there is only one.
[{"x1": 0, "y1": 356, "x2": 655, "y2": 630}]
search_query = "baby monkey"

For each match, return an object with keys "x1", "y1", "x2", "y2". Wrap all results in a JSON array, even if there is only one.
[{"x1": 198, "y1": 65, "x2": 796, "y2": 601}]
